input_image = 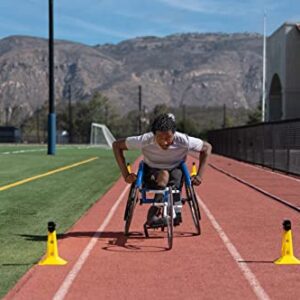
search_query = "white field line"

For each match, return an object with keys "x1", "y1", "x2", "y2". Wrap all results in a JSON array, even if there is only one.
[
  {"x1": 52, "y1": 184, "x2": 130, "y2": 300},
  {"x1": 1, "y1": 148, "x2": 46, "y2": 155},
  {"x1": 197, "y1": 193, "x2": 271, "y2": 300},
  {"x1": 0, "y1": 147, "x2": 71, "y2": 155},
  {"x1": 0, "y1": 145, "x2": 108, "y2": 155}
]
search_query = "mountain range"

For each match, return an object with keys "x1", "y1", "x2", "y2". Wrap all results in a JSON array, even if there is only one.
[{"x1": 0, "y1": 33, "x2": 263, "y2": 126}]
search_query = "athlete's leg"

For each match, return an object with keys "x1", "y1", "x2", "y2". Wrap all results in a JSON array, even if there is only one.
[
  {"x1": 144, "y1": 165, "x2": 169, "y2": 226},
  {"x1": 169, "y1": 166, "x2": 183, "y2": 225},
  {"x1": 156, "y1": 170, "x2": 169, "y2": 188}
]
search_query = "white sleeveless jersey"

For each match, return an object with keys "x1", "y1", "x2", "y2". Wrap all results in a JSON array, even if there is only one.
[{"x1": 125, "y1": 131, "x2": 203, "y2": 169}]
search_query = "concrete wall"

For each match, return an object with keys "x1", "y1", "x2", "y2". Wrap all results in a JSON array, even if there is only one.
[
  {"x1": 266, "y1": 23, "x2": 300, "y2": 121},
  {"x1": 285, "y1": 25, "x2": 300, "y2": 119}
]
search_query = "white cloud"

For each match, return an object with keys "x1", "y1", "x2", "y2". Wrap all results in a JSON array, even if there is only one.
[
  {"x1": 156, "y1": 0, "x2": 218, "y2": 13},
  {"x1": 156, "y1": 0, "x2": 280, "y2": 16},
  {"x1": 287, "y1": 16, "x2": 300, "y2": 22},
  {"x1": 58, "y1": 15, "x2": 133, "y2": 39},
  {"x1": 114, "y1": 10, "x2": 206, "y2": 33}
]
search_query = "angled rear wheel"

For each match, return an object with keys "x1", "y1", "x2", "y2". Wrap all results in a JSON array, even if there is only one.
[
  {"x1": 185, "y1": 183, "x2": 201, "y2": 235},
  {"x1": 124, "y1": 183, "x2": 138, "y2": 236}
]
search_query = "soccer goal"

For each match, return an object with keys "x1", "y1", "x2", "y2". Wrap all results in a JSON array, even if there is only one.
[{"x1": 90, "y1": 123, "x2": 116, "y2": 148}]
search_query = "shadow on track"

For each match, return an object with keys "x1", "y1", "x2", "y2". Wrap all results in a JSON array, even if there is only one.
[
  {"x1": 17, "y1": 230, "x2": 197, "y2": 253},
  {"x1": 17, "y1": 231, "x2": 129, "y2": 241},
  {"x1": 2, "y1": 263, "x2": 37, "y2": 266},
  {"x1": 18, "y1": 230, "x2": 196, "y2": 241},
  {"x1": 102, "y1": 230, "x2": 198, "y2": 253},
  {"x1": 238, "y1": 260, "x2": 274, "y2": 264}
]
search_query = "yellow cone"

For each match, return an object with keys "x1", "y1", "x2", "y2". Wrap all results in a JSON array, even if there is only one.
[
  {"x1": 39, "y1": 222, "x2": 67, "y2": 266},
  {"x1": 274, "y1": 220, "x2": 300, "y2": 265},
  {"x1": 190, "y1": 162, "x2": 197, "y2": 177},
  {"x1": 127, "y1": 162, "x2": 132, "y2": 173}
]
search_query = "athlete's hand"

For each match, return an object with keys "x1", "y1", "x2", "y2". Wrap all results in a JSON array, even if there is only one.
[
  {"x1": 125, "y1": 173, "x2": 137, "y2": 184},
  {"x1": 191, "y1": 174, "x2": 202, "y2": 186}
]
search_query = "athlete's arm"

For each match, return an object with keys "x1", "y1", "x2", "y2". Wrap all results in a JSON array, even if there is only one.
[
  {"x1": 112, "y1": 139, "x2": 137, "y2": 184},
  {"x1": 192, "y1": 141, "x2": 212, "y2": 186}
]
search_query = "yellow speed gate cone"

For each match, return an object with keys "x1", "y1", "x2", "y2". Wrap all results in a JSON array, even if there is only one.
[
  {"x1": 127, "y1": 162, "x2": 132, "y2": 173},
  {"x1": 190, "y1": 162, "x2": 197, "y2": 177},
  {"x1": 39, "y1": 221, "x2": 67, "y2": 266},
  {"x1": 274, "y1": 220, "x2": 300, "y2": 265}
]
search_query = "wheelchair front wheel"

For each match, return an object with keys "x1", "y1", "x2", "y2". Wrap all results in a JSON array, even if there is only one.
[
  {"x1": 185, "y1": 184, "x2": 201, "y2": 235},
  {"x1": 124, "y1": 183, "x2": 138, "y2": 236},
  {"x1": 166, "y1": 187, "x2": 174, "y2": 250}
]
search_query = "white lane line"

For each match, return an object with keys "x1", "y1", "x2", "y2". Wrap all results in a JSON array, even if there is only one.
[
  {"x1": 53, "y1": 184, "x2": 130, "y2": 300},
  {"x1": 238, "y1": 157, "x2": 300, "y2": 183},
  {"x1": 197, "y1": 193, "x2": 271, "y2": 300},
  {"x1": 213, "y1": 154, "x2": 300, "y2": 183},
  {"x1": 209, "y1": 164, "x2": 300, "y2": 212}
]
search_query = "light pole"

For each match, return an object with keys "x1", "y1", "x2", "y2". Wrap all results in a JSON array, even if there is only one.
[
  {"x1": 138, "y1": 85, "x2": 142, "y2": 134},
  {"x1": 141, "y1": 105, "x2": 149, "y2": 132},
  {"x1": 262, "y1": 11, "x2": 267, "y2": 122},
  {"x1": 36, "y1": 107, "x2": 40, "y2": 143},
  {"x1": 180, "y1": 84, "x2": 193, "y2": 132},
  {"x1": 68, "y1": 84, "x2": 73, "y2": 143},
  {"x1": 222, "y1": 104, "x2": 227, "y2": 128},
  {"x1": 48, "y1": 0, "x2": 56, "y2": 154},
  {"x1": 5, "y1": 106, "x2": 12, "y2": 126}
]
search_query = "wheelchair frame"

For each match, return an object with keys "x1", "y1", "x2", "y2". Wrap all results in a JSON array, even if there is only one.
[{"x1": 124, "y1": 160, "x2": 201, "y2": 250}]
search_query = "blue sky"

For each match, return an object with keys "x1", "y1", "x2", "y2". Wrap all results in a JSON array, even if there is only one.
[{"x1": 0, "y1": 0, "x2": 299, "y2": 45}]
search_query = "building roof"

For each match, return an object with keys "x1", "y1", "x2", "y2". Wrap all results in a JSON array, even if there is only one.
[{"x1": 269, "y1": 22, "x2": 300, "y2": 38}]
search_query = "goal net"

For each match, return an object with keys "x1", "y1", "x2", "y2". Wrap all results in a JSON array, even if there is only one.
[{"x1": 90, "y1": 123, "x2": 116, "y2": 148}]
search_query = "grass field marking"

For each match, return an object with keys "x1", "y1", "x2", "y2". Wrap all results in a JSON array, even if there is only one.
[
  {"x1": 197, "y1": 193, "x2": 271, "y2": 300},
  {"x1": 0, "y1": 157, "x2": 98, "y2": 192},
  {"x1": 1, "y1": 148, "x2": 46, "y2": 155},
  {"x1": 53, "y1": 184, "x2": 130, "y2": 300},
  {"x1": 0, "y1": 145, "x2": 93, "y2": 155}
]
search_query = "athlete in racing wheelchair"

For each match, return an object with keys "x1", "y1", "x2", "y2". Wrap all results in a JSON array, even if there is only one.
[{"x1": 113, "y1": 113, "x2": 212, "y2": 244}]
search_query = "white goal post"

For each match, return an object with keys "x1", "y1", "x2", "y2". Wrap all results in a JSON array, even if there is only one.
[{"x1": 90, "y1": 123, "x2": 116, "y2": 148}]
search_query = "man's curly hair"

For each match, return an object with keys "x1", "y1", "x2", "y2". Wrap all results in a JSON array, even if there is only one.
[{"x1": 151, "y1": 113, "x2": 176, "y2": 134}]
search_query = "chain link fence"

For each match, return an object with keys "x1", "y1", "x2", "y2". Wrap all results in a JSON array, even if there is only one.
[{"x1": 207, "y1": 119, "x2": 300, "y2": 176}]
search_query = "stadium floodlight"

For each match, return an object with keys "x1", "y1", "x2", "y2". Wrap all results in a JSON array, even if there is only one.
[{"x1": 90, "y1": 123, "x2": 116, "y2": 148}]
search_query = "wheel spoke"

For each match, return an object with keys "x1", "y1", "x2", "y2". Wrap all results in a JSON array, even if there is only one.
[
  {"x1": 167, "y1": 187, "x2": 174, "y2": 250},
  {"x1": 185, "y1": 183, "x2": 201, "y2": 235},
  {"x1": 124, "y1": 184, "x2": 137, "y2": 236}
]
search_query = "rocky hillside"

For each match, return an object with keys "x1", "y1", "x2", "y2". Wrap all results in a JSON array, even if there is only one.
[{"x1": 0, "y1": 33, "x2": 263, "y2": 126}]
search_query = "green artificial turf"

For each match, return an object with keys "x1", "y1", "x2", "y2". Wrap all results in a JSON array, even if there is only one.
[{"x1": 0, "y1": 145, "x2": 139, "y2": 298}]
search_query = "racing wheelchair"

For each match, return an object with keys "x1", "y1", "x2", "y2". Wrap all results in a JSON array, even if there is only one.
[{"x1": 123, "y1": 160, "x2": 201, "y2": 250}]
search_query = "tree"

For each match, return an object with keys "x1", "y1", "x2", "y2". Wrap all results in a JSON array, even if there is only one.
[
  {"x1": 176, "y1": 118, "x2": 198, "y2": 136},
  {"x1": 57, "y1": 92, "x2": 122, "y2": 142},
  {"x1": 246, "y1": 103, "x2": 262, "y2": 125},
  {"x1": 149, "y1": 104, "x2": 169, "y2": 124}
]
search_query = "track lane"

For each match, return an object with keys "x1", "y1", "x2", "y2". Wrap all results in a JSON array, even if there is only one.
[
  {"x1": 3, "y1": 172, "x2": 132, "y2": 300},
  {"x1": 61, "y1": 182, "x2": 259, "y2": 300},
  {"x1": 5, "y1": 156, "x2": 300, "y2": 300},
  {"x1": 199, "y1": 165, "x2": 300, "y2": 300},
  {"x1": 210, "y1": 154, "x2": 300, "y2": 210}
]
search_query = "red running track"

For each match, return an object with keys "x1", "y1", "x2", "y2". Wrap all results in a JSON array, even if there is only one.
[
  {"x1": 4, "y1": 155, "x2": 300, "y2": 300},
  {"x1": 210, "y1": 154, "x2": 300, "y2": 209}
]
